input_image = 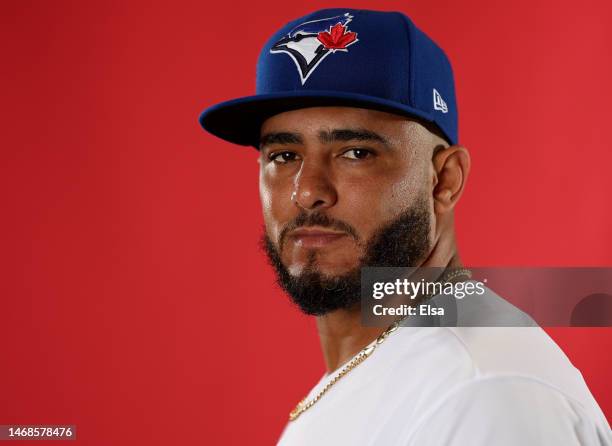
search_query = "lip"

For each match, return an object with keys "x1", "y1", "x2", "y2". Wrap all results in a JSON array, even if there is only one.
[{"x1": 289, "y1": 227, "x2": 348, "y2": 248}]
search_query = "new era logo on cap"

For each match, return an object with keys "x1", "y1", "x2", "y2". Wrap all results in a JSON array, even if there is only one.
[{"x1": 433, "y1": 89, "x2": 448, "y2": 113}]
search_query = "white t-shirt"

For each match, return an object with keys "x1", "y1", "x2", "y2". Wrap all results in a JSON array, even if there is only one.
[{"x1": 277, "y1": 285, "x2": 611, "y2": 445}]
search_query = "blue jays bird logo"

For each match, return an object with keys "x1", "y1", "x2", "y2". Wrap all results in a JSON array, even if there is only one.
[{"x1": 270, "y1": 13, "x2": 359, "y2": 84}]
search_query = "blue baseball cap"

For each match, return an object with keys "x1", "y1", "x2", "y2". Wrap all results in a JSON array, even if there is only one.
[{"x1": 199, "y1": 8, "x2": 458, "y2": 147}]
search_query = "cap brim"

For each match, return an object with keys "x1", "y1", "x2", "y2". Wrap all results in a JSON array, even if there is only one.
[{"x1": 199, "y1": 90, "x2": 437, "y2": 148}]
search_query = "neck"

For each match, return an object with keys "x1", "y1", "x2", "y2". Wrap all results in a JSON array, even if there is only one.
[{"x1": 315, "y1": 230, "x2": 462, "y2": 373}]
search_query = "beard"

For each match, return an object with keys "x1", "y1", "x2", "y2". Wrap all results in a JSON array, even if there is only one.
[{"x1": 261, "y1": 196, "x2": 432, "y2": 316}]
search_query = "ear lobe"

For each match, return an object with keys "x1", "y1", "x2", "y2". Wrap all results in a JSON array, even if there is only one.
[{"x1": 432, "y1": 145, "x2": 471, "y2": 214}]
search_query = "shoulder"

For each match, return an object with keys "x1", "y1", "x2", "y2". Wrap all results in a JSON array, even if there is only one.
[
  {"x1": 405, "y1": 375, "x2": 612, "y2": 446},
  {"x1": 445, "y1": 326, "x2": 605, "y2": 419},
  {"x1": 386, "y1": 326, "x2": 610, "y2": 444}
]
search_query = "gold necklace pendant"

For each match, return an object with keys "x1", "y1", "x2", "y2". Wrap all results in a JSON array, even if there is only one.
[{"x1": 288, "y1": 268, "x2": 472, "y2": 421}]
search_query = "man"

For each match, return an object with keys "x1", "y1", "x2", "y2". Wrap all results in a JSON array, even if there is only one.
[{"x1": 199, "y1": 8, "x2": 611, "y2": 445}]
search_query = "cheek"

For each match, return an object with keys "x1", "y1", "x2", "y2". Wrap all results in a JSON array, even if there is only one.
[
  {"x1": 259, "y1": 168, "x2": 294, "y2": 239},
  {"x1": 383, "y1": 161, "x2": 430, "y2": 215},
  {"x1": 338, "y1": 172, "x2": 415, "y2": 231},
  {"x1": 387, "y1": 174, "x2": 423, "y2": 210},
  {"x1": 330, "y1": 183, "x2": 384, "y2": 249},
  {"x1": 259, "y1": 174, "x2": 272, "y2": 218}
]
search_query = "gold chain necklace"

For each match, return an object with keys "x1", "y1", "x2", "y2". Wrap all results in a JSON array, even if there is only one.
[{"x1": 289, "y1": 267, "x2": 472, "y2": 421}]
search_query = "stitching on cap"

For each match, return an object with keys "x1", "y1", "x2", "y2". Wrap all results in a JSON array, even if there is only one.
[{"x1": 395, "y1": 12, "x2": 416, "y2": 108}]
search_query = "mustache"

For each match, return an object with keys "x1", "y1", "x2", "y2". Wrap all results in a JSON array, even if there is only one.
[{"x1": 279, "y1": 212, "x2": 360, "y2": 251}]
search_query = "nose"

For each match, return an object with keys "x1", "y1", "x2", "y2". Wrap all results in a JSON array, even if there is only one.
[{"x1": 292, "y1": 159, "x2": 338, "y2": 211}]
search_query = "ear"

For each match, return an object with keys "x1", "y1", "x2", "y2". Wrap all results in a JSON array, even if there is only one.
[{"x1": 431, "y1": 145, "x2": 471, "y2": 214}]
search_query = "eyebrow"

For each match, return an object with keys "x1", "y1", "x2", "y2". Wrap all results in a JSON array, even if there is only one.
[
  {"x1": 260, "y1": 128, "x2": 391, "y2": 150},
  {"x1": 319, "y1": 128, "x2": 391, "y2": 148},
  {"x1": 259, "y1": 132, "x2": 303, "y2": 149}
]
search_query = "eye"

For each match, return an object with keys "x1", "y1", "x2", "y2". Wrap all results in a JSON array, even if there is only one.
[
  {"x1": 341, "y1": 148, "x2": 373, "y2": 160},
  {"x1": 269, "y1": 151, "x2": 301, "y2": 164}
]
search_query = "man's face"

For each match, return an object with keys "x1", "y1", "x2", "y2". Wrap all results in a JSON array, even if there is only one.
[{"x1": 258, "y1": 106, "x2": 442, "y2": 314}]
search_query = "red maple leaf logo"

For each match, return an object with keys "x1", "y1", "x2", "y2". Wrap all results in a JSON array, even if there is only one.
[{"x1": 317, "y1": 23, "x2": 357, "y2": 50}]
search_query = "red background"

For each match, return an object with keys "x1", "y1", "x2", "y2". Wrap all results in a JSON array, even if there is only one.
[{"x1": 1, "y1": 1, "x2": 611, "y2": 444}]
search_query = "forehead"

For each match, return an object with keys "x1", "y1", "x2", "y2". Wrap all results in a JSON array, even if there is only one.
[{"x1": 260, "y1": 106, "x2": 414, "y2": 136}]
